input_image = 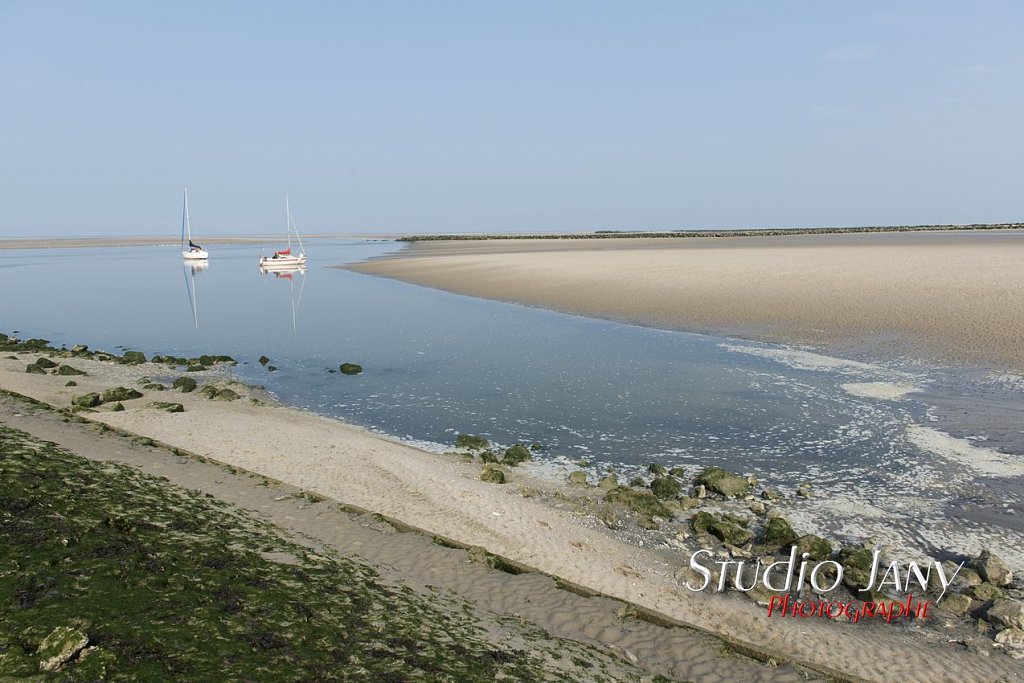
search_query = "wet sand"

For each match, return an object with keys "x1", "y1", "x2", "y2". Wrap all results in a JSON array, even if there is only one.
[
  {"x1": 2, "y1": 353, "x2": 1021, "y2": 681},
  {"x1": 348, "y1": 230, "x2": 1024, "y2": 372}
]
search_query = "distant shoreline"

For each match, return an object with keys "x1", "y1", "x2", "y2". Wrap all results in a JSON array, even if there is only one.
[
  {"x1": 398, "y1": 222, "x2": 1024, "y2": 241},
  {"x1": 0, "y1": 233, "x2": 401, "y2": 250}
]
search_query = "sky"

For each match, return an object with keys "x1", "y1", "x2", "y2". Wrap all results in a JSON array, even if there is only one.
[{"x1": 1, "y1": 1, "x2": 1022, "y2": 236}]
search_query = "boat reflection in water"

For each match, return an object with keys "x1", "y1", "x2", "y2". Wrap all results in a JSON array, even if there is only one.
[
  {"x1": 182, "y1": 259, "x2": 209, "y2": 327},
  {"x1": 258, "y1": 264, "x2": 306, "y2": 334}
]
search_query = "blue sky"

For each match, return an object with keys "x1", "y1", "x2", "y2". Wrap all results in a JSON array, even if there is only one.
[{"x1": 1, "y1": 1, "x2": 1022, "y2": 236}]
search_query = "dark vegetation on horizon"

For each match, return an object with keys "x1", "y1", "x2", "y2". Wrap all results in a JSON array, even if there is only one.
[{"x1": 398, "y1": 222, "x2": 1024, "y2": 242}]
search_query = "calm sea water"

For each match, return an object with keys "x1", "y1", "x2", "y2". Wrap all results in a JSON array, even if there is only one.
[{"x1": 2, "y1": 239, "x2": 1022, "y2": 559}]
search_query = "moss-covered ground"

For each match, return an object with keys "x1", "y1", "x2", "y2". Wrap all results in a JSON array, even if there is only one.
[{"x1": 0, "y1": 424, "x2": 648, "y2": 682}]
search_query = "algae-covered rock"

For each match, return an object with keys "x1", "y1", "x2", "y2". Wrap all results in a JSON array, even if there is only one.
[
  {"x1": 597, "y1": 474, "x2": 618, "y2": 491},
  {"x1": 795, "y1": 534, "x2": 833, "y2": 561},
  {"x1": 616, "y1": 488, "x2": 672, "y2": 519},
  {"x1": 839, "y1": 546, "x2": 875, "y2": 590},
  {"x1": 502, "y1": 444, "x2": 532, "y2": 466},
  {"x1": 186, "y1": 364, "x2": 205, "y2": 372},
  {"x1": 480, "y1": 465, "x2": 506, "y2": 484},
  {"x1": 56, "y1": 364, "x2": 87, "y2": 376},
  {"x1": 212, "y1": 388, "x2": 241, "y2": 401},
  {"x1": 110, "y1": 402, "x2": 125, "y2": 412},
  {"x1": 32, "y1": 357, "x2": 58, "y2": 369},
  {"x1": 647, "y1": 463, "x2": 667, "y2": 476},
  {"x1": 690, "y1": 511, "x2": 753, "y2": 546},
  {"x1": 171, "y1": 376, "x2": 198, "y2": 393},
  {"x1": 148, "y1": 402, "x2": 184, "y2": 413},
  {"x1": 695, "y1": 467, "x2": 751, "y2": 498},
  {"x1": 101, "y1": 387, "x2": 143, "y2": 403},
  {"x1": 627, "y1": 477, "x2": 646, "y2": 488},
  {"x1": 668, "y1": 466, "x2": 686, "y2": 478},
  {"x1": 121, "y1": 350, "x2": 147, "y2": 365},
  {"x1": 36, "y1": 624, "x2": 89, "y2": 672},
  {"x1": 567, "y1": 471, "x2": 589, "y2": 486},
  {"x1": 650, "y1": 476, "x2": 681, "y2": 500},
  {"x1": 973, "y1": 582, "x2": 1004, "y2": 603},
  {"x1": 339, "y1": 362, "x2": 363, "y2": 375},
  {"x1": 455, "y1": 433, "x2": 489, "y2": 451},
  {"x1": 65, "y1": 380, "x2": 77, "y2": 387},
  {"x1": 762, "y1": 517, "x2": 798, "y2": 550},
  {"x1": 25, "y1": 363, "x2": 47, "y2": 374},
  {"x1": 936, "y1": 593, "x2": 973, "y2": 618},
  {"x1": 70, "y1": 344, "x2": 89, "y2": 354},
  {"x1": 973, "y1": 549, "x2": 1013, "y2": 587},
  {"x1": 259, "y1": 355, "x2": 271, "y2": 366},
  {"x1": 72, "y1": 393, "x2": 102, "y2": 408}
]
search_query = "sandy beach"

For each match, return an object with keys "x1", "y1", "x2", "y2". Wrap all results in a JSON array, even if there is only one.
[
  {"x1": 2, "y1": 350, "x2": 1022, "y2": 681},
  {"x1": 349, "y1": 230, "x2": 1024, "y2": 372}
]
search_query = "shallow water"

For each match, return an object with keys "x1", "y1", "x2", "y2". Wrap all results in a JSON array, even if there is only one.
[{"x1": 1, "y1": 240, "x2": 1022, "y2": 562}]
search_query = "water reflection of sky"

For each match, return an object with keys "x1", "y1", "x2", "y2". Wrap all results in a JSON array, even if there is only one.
[{"x1": 2, "y1": 240, "x2": 1022, "y2": 561}]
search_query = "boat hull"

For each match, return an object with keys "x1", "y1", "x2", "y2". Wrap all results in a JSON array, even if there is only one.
[
  {"x1": 259, "y1": 255, "x2": 306, "y2": 268},
  {"x1": 183, "y1": 250, "x2": 209, "y2": 260}
]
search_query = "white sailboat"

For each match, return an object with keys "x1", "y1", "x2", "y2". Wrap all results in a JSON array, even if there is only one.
[
  {"x1": 259, "y1": 193, "x2": 307, "y2": 269},
  {"x1": 181, "y1": 188, "x2": 208, "y2": 260}
]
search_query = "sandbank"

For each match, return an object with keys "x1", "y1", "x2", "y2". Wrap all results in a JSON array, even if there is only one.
[
  {"x1": 2, "y1": 353, "x2": 1021, "y2": 681},
  {"x1": 348, "y1": 230, "x2": 1024, "y2": 372}
]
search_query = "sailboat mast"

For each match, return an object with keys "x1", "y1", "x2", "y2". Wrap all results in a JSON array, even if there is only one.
[
  {"x1": 285, "y1": 193, "x2": 292, "y2": 251},
  {"x1": 181, "y1": 188, "x2": 188, "y2": 249}
]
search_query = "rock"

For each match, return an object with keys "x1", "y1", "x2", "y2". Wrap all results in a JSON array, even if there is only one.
[
  {"x1": 638, "y1": 516, "x2": 660, "y2": 530},
  {"x1": 839, "y1": 547, "x2": 875, "y2": 591},
  {"x1": 987, "y1": 600, "x2": 1024, "y2": 630},
  {"x1": 480, "y1": 465, "x2": 506, "y2": 484},
  {"x1": 64, "y1": 380, "x2": 77, "y2": 387},
  {"x1": 761, "y1": 488, "x2": 783, "y2": 500},
  {"x1": 567, "y1": 470, "x2": 589, "y2": 486},
  {"x1": 796, "y1": 483, "x2": 813, "y2": 499},
  {"x1": 211, "y1": 388, "x2": 240, "y2": 401},
  {"x1": 995, "y1": 627, "x2": 1024, "y2": 649},
  {"x1": 936, "y1": 593, "x2": 974, "y2": 618},
  {"x1": 56, "y1": 364, "x2": 86, "y2": 376},
  {"x1": 597, "y1": 474, "x2": 619, "y2": 491},
  {"x1": 678, "y1": 496, "x2": 701, "y2": 510},
  {"x1": 795, "y1": 534, "x2": 833, "y2": 561},
  {"x1": 455, "y1": 433, "x2": 489, "y2": 450},
  {"x1": 72, "y1": 392, "x2": 101, "y2": 408},
  {"x1": 748, "y1": 501, "x2": 766, "y2": 514},
  {"x1": 599, "y1": 507, "x2": 619, "y2": 529},
  {"x1": 32, "y1": 357, "x2": 58, "y2": 369},
  {"x1": 974, "y1": 550, "x2": 1013, "y2": 587},
  {"x1": 690, "y1": 511, "x2": 753, "y2": 546},
  {"x1": 668, "y1": 466, "x2": 686, "y2": 478},
  {"x1": 110, "y1": 402, "x2": 125, "y2": 412},
  {"x1": 120, "y1": 350, "x2": 146, "y2": 364},
  {"x1": 612, "y1": 488, "x2": 672, "y2": 519},
  {"x1": 628, "y1": 477, "x2": 646, "y2": 488},
  {"x1": 172, "y1": 376, "x2": 198, "y2": 393},
  {"x1": 479, "y1": 451, "x2": 499, "y2": 464},
  {"x1": 25, "y1": 363, "x2": 46, "y2": 374},
  {"x1": 339, "y1": 362, "x2": 363, "y2": 375},
  {"x1": 71, "y1": 344, "x2": 88, "y2": 354},
  {"x1": 259, "y1": 355, "x2": 271, "y2": 366},
  {"x1": 148, "y1": 402, "x2": 184, "y2": 413},
  {"x1": 762, "y1": 517, "x2": 798, "y2": 550},
  {"x1": 529, "y1": 442, "x2": 544, "y2": 452},
  {"x1": 695, "y1": 467, "x2": 751, "y2": 498},
  {"x1": 650, "y1": 476, "x2": 681, "y2": 500},
  {"x1": 647, "y1": 463, "x2": 668, "y2": 476},
  {"x1": 973, "y1": 582, "x2": 1005, "y2": 603},
  {"x1": 502, "y1": 444, "x2": 532, "y2": 466},
  {"x1": 694, "y1": 484, "x2": 707, "y2": 498},
  {"x1": 36, "y1": 624, "x2": 88, "y2": 672},
  {"x1": 101, "y1": 387, "x2": 143, "y2": 403},
  {"x1": 186, "y1": 364, "x2": 205, "y2": 372}
]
